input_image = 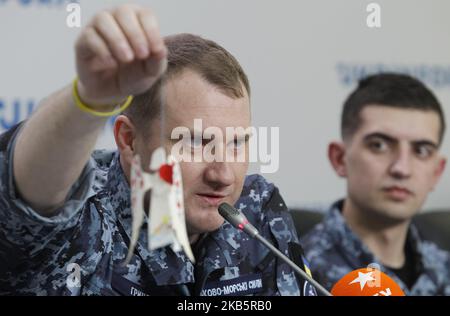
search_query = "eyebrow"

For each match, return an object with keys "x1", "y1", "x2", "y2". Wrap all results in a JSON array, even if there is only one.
[{"x1": 363, "y1": 132, "x2": 439, "y2": 149}]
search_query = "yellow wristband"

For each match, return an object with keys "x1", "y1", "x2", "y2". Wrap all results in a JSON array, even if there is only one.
[{"x1": 72, "y1": 77, "x2": 133, "y2": 117}]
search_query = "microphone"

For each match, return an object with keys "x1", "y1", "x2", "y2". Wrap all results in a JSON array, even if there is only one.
[
  {"x1": 218, "y1": 202, "x2": 332, "y2": 296},
  {"x1": 331, "y1": 267, "x2": 405, "y2": 296}
]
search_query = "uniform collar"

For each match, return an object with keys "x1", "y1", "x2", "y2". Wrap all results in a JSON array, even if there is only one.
[
  {"x1": 324, "y1": 200, "x2": 376, "y2": 266},
  {"x1": 324, "y1": 199, "x2": 446, "y2": 294}
]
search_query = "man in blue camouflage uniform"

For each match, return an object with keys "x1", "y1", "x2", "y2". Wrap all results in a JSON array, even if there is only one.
[
  {"x1": 0, "y1": 4, "x2": 314, "y2": 296},
  {"x1": 301, "y1": 74, "x2": 450, "y2": 295}
]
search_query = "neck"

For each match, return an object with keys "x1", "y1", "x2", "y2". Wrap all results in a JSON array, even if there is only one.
[
  {"x1": 189, "y1": 233, "x2": 200, "y2": 245},
  {"x1": 342, "y1": 198, "x2": 410, "y2": 268}
]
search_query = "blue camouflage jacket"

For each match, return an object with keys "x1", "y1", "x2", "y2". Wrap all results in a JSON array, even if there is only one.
[
  {"x1": 301, "y1": 200, "x2": 450, "y2": 295},
  {"x1": 0, "y1": 124, "x2": 315, "y2": 296}
]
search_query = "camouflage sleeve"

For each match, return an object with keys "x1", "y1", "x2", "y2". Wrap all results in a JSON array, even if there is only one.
[
  {"x1": 261, "y1": 180, "x2": 300, "y2": 244},
  {"x1": 0, "y1": 122, "x2": 98, "y2": 255},
  {"x1": 261, "y1": 177, "x2": 318, "y2": 295},
  {"x1": 444, "y1": 257, "x2": 450, "y2": 295},
  {"x1": 241, "y1": 175, "x2": 317, "y2": 295},
  {"x1": 239, "y1": 174, "x2": 300, "y2": 244}
]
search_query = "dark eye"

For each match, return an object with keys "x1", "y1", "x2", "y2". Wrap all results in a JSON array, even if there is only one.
[
  {"x1": 368, "y1": 139, "x2": 388, "y2": 152},
  {"x1": 415, "y1": 145, "x2": 433, "y2": 159},
  {"x1": 228, "y1": 135, "x2": 249, "y2": 151},
  {"x1": 234, "y1": 138, "x2": 245, "y2": 148},
  {"x1": 190, "y1": 137, "x2": 203, "y2": 149}
]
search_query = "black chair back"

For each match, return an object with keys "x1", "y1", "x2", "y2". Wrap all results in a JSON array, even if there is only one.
[{"x1": 291, "y1": 209, "x2": 450, "y2": 252}]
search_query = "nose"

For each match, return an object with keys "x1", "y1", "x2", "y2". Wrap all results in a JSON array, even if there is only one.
[
  {"x1": 389, "y1": 144, "x2": 412, "y2": 180},
  {"x1": 204, "y1": 161, "x2": 235, "y2": 190}
]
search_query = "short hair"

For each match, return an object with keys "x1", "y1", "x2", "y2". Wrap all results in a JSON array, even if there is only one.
[
  {"x1": 341, "y1": 73, "x2": 446, "y2": 145},
  {"x1": 123, "y1": 33, "x2": 250, "y2": 133}
]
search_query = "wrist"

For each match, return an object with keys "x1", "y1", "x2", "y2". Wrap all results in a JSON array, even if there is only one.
[
  {"x1": 76, "y1": 80, "x2": 126, "y2": 111},
  {"x1": 73, "y1": 78, "x2": 133, "y2": 117}
]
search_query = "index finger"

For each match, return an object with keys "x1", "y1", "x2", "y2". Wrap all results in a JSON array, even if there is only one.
[{"x1": 138, "y1": 9, "x2": 167, "y2": 59}]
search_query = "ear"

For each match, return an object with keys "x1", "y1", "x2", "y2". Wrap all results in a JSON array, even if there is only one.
[
  {"x1": 328, "y1": 141, "x2": 347, "y2": 178},
  {"x1": 431, "y1": 156, "x2": 447, "y2": 191},
  {"x1": 113, "y1": 115, "x2": 137, "y2": 167}
]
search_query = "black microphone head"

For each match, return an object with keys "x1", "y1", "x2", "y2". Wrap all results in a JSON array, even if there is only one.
[
  {"x1": 218, "y1": 202, "x2": 244, "y2": 226},
  {"x1": 218, "y1": 203, "x2": 259, "y2": 237}
]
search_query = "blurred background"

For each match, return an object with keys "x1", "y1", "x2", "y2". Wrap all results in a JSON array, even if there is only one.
[{"x1": 1, "y1": 0, "x2": 449, "y2": 212}]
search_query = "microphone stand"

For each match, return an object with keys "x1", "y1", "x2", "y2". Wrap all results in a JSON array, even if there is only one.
[
  {"x1": 254, "y1": 233, "x2": 332, "y2": 296},
  {"x1": 218, "y1": 202, "x2": 332, "y2": 296}
]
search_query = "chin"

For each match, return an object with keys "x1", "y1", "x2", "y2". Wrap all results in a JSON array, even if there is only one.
[
  {"x1": 186, "y1": 214, "x2": 225, "y2": 235},
  {"x1": 370, "y1": 201, "x2": 418, "y2": 222}
]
